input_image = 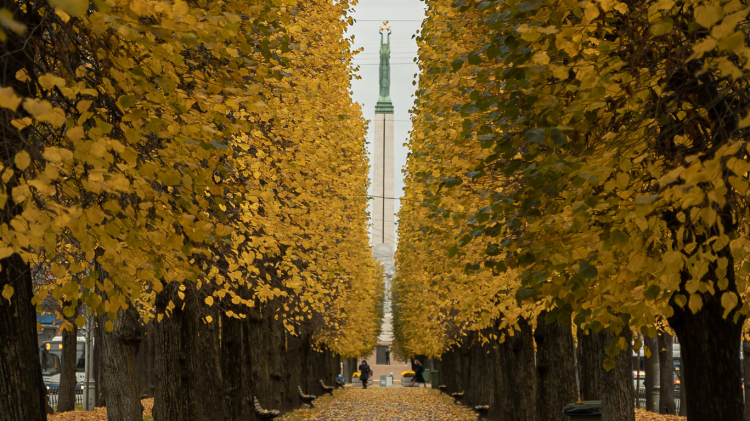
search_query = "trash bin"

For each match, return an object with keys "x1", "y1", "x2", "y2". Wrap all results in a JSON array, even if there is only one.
[
  {"x1": 380, "y1": 375, "x2": 387, "y2": 386},
  {"x1": 430, "y1": 371, "x2": 439, "y2": 389},
  {"x1": 562, "y1": 401, "x2": 602, "y2": 421}
]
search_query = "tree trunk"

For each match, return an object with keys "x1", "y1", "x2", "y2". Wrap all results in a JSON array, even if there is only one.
[
  {"x1": 658, "y1": 333, "x2": 676, "y2": 414},
  {"x1": 669, "y1": 291, "x2": 744, "y2": 421},
  {"x1": 136, "y1": 321, "x2": 156, "y2": 399},
  {"x1": 535, "y1": 311, "x2": 577, "y2": 421},
  {"x1": 95, "y1": 316, "x2": 106, "y2": 407},
  {"x1": 98, "y1": 306, "x2": 145, "y2": 421},
  {"x1": 679, "y1": 357, "x2": 687, "y2": 417},
  {"x1": 153, "y1": 282, "x2": 224, "y2": 421},
  {"x1": 491, "y1": 318, "x2": 537, "y2": 421},
  {"x1": 600, "y1": 329, "x2": 635, "y2": 421},
  {"x1": 221, "y1": 311, "x2": 254, "y2": 421},
  {"x1": 343, "y1": 358, "x2": 357, "y2": 383},
  {"x1": 634, "y1": 335, "x2": 642, "y2": 409},
  {"x1": 0, "y1": 254, "x2": 47, "y2": 421},
  {"x1": 577, "y1": 327, "x2": 602, "y2": 400},
  {"x1": 57, "y1": 321, "x2": 79, "y2": 412},
  {"x1": 669, "y1": 277, "x2": 745, "y2": 421},
  {"x1": 644, "y1": 335, "x2": 657, "y2": 412},
  {"x1": 0, "y1": 1, "x2": 46, "y2": 419},
  {"x1": 744, "y1": 341, "x2": 750, "y2": 421}
]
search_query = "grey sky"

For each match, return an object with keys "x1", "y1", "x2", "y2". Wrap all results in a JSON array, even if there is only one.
[{"x1": 346, "y1": 0, "x2": 426, "y2": 246}]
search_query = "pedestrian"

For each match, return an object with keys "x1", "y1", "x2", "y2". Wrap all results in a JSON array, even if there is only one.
[
  {"x1": 359, "y1": 359, "x2": 372, "y2": 389},
  {"x1": 385, "y1": 347, "x2": 391, "y2": 365},
  {"x1": 410, "y1": 359, "x2": 427, "y2": 387}
]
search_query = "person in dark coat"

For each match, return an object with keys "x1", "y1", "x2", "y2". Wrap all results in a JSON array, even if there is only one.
[
  {"x1": 410, "y1": 359, "x2": 426, "y2": 387},
  {"x1": 359, "y1": 360, "x2": 371, "y2": 389},
  {"x1": 385, "y1": 348, "x2": 391, "y2": 365}
]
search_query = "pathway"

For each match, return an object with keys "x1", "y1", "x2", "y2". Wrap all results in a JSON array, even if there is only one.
[{"x1": 305, "y1": 388, "x2": 476, "y2": 421}]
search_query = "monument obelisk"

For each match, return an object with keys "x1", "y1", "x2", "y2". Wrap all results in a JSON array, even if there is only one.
[
  {"x1": 372, "y1": 22, "x2": 396, "y2": 345},
  {"x1": 373, "y1": 21, "x2": 395, "y2": 252}
]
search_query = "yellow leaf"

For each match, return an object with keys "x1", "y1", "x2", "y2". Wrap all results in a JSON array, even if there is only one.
[
  {"x1": 75, "y1": 316, "x2": 86, "y2": 328},
  {"x1": 105, "y1": 320, "x2": 114, "y2": 332},
  {"x1": 2, "y1": 284, "x2": 13, "y2": 302},
  {"x1": 721, "y1": 291, "x2": 738, "y2": 318},
  {"x1": 0, "y1": 87, "x2": 22, "y2": 111},
  {"x1": 584, "y1": 2, "x2": 600, "y2": 21},
  {"x1": 173, "y1": 0, "x2": 189, "y2": 15},
  {"x1": 205, "y1": 315, "x2": 213, "y2": 323},
  {"x1": 0, "y1": 9, "x2": 26, "y2": 34},
  {"x1": 205, "y1": 296, "x2": 214, "y2": 306},
  {"x1": 694, "y1": 3, "x2": 723, "y2": 28},
  {"x1": 38, "y1": 74, "x2": 65, "y2": 90},
  {"x1": 688, "y1": 294, "x2": 703, "y2": 314},
  {"x1": 22, "y1": 99, "x2": 65, "y2": 127},
  {"x1": 14, "y1": 150, "x2": 30, "y2": 170},
  {"x1": 48, "y1": 0, "x2": 89, "y2": 17}
]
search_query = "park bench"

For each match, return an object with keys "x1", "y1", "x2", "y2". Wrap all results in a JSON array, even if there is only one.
[
  {"x1": 298, "y1": 386, "x2": 317, "y2": 408},
  {"x1": 438, "y1": 385, "x2": 447, "y2": 394},
  {"x1": 451, "y1": 391, "x2": 464, "y2": 405},
  {"x1": 253, "y1": 397, "x2": 280, "y2": 420},
  {"x1": 473, "y1": 404, "x2": 489, "y2": 419},
  {"x1": 319, "y1": 379, "x2": 335, "y2": 395}
]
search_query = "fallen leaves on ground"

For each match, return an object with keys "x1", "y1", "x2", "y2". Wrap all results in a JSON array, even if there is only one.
[
  {"x1": 286, "y1": 387, "x2": 476, "y2": 420},
  {"x1": 635, "y1": 409, "x2": 685, "y2": 421},
  {"x1": 280, "y1": 388, "x2": 349, "y2": 421},
  {"x1": 47, "y1": 398, "x2": 153, "y2": 421}
]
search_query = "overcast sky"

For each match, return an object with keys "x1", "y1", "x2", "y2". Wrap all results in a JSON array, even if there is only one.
[{"x1": 346, "y1": 0, "x2": 426, "y2": 246}]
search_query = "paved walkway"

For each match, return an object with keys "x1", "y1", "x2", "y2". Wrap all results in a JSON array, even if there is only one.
[{"x1": 306, "y1": 388, "x2": 476, "y2": 420}]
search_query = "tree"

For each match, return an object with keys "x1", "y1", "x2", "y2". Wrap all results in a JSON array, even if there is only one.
[
  {"x1": 0, "y1": 0, "x2": 381, "y2": 418},
  {"x1": 658, "y1": 333, "x2": 676, "y2": 414},
  {"x1": 397, "y1": 0, "x2": 750, "y2": 419},
  {"x1": 56, "y1": 320, "x2": 79, "y2": 413},
  {"x1": 645, "y1": 335, "x2": 657, "y2": 412}
]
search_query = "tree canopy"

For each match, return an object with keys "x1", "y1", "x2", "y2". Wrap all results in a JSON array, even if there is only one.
[{"x1": 0, "y1": 0, "x2": 381, "y2": 358}]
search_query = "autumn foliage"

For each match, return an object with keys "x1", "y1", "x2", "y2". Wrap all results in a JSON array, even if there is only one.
[
  {"x1": 396, "y1": 0, "x2": 750, "y2": 418},
  {"x1": 0, "y1": 0, "x2": 380, "y2": 362}
]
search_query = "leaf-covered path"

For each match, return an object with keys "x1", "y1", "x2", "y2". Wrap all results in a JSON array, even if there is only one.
[{"x1": 301, "y1": 387, "x2": 477, "y2": 421}]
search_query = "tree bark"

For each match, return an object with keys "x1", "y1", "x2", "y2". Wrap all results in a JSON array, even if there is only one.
[
  {"x1": 644, "y1": 335, "x2": 657, "y2": 412},
  {"x1": 98, "y1": 306, "x2": 145, "y2": 421},
  {"x1": 94, "y1": 316, "x2": 106, "y2": 407},
  {"x1": 0, "y1": 1, "x2": 46, "y2": 419},
  {"x1": 221, "y1": 311, "x2": 254, "y2": 421},
  {"x1": 57, "y1": 321, "x2": 79, "y2": 412},
  {"x1": 577, "y1": 327, "x2": 602, "y2": 400},
  {"x1": 744, "y1": 341, "x2": 750, "y2": 421},
  {"x1": 153, "y1": 282, "x2": 224, "y2": 421},
  {"x1": 600, "y1": 329, "x2": 635, "y2": 421},
  {"x1": 491, "y1": 318, "x2": 537, "y2": 421},
  {"x1": 343, "y1": 358, "x2": 357, "y2": 383},
  {"x1": 669, "y1": 272, "x2": 745, "y2": 421},
  {"x1": 136, "y1": 321, "x2": 156, "y2": 399},
  {"x1": 0, "y1": 254, "x2": 47, "y2": 421},
  {"x1": 679, "y1": 356, "x2": 687, "y2": 416},
  {"x1": 658, "y1": 333, "x2": 676, "y2": 414},
  {"x1": 535, "y1": 311, "x2": 577, "y2": 421}
]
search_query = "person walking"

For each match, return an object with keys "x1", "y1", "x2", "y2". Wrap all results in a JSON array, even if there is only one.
[
  {"x1": 385, "y1": 347, "x2": 391, "y2": 365},
  {"x1": 359, "y1": 360, "x2": 372, "y2": 389},
  {"x1": 410, "y1": 359, "x2": 427, "y2": 387}
]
